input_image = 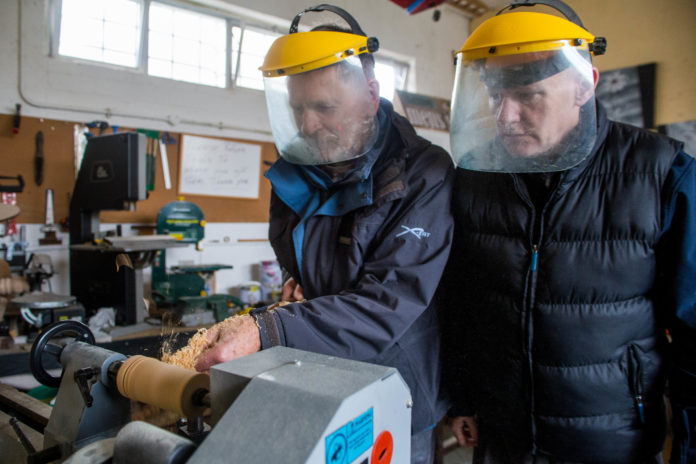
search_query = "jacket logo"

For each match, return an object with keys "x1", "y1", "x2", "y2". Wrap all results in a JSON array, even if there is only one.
[{"x1": 396, "y1": 225, "x2": 431, "y2": 239}]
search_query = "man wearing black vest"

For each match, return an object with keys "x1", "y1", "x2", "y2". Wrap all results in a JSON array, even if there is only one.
[{"x1": 441, "y1": 1, "x2": 696, "y2": 463}]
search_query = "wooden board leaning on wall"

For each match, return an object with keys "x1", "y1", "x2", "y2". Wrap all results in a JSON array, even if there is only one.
[{"x1": 0, "y1": 114, "x2": 278, "y2": 225}]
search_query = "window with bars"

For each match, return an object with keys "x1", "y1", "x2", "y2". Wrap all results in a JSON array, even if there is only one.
[
  {"x1": 57, "y1": 0, "x2": 142, "y2": 68},
  {"x1": 148, "y1": 2, "x2": 227, "y2": 87},
  {"x1": 231, "y1": 25, "x2": 281, "y2": 91},
  {"x1": 54, "y1": 0, "x2": 410, "y2": 99}
]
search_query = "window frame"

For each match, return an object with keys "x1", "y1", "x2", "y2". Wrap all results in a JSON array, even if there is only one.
[
  {"x1": 230, "y1": 22, "x2": 285, "y2": 91},
  {"x1": 49, "y1": 0, "x2": 412, "y2": 96},
  {"x1": 49, "y1": 0, "x2": 147, "y2": 73},
  {"x1": 146, "y1": 0, "x2": 230, "y2": 88}
]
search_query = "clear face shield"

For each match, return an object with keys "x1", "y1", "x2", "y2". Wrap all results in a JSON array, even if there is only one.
[
  {"x1": 450, "y1": 45, "x2": 597, "y2": 173},
  {"x1": 263, "y1": 55, "x2": 379, "y2": 166}
]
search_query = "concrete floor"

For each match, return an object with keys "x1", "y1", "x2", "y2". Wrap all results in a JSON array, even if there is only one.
[
  {"x1": 443, "y1": 446, "x2": 474, "y2": 464},
  {"x1": 439, "y1": 432, "x2": 673, "y2": 464}
]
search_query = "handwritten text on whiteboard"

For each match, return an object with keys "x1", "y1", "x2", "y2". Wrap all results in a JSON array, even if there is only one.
[{"x1": 180, "y1": 135, "x2": 261, "y2": 199}]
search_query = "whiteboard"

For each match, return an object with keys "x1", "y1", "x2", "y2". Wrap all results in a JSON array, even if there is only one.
[{"x1": 179, "y1": 135, "x2": 261, "y2": 199}]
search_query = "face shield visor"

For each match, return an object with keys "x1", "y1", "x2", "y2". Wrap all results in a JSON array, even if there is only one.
[
  {"x1": 262, "y1": 54, "x2": 379, "y2": 165},
  {"x1": 451, "y1": 45, "x2": 596, "y2": 173},
  {"x1": 449, "y1": 8, "x2": 606, "y2": 173}
]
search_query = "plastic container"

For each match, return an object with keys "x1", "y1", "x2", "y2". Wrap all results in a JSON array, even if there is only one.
[
  {"x1": 260, "y1": 260, "x2": 283, "y2": 303},
  {"x1": 238, "y1": 281, "x2": 262, "y2": 306}
]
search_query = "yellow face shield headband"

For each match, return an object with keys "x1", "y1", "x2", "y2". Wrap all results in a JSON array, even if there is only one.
[
  {"x1": 457, "y1": 11, "x2": 604, "y2": 63},
  {"x1": 260, "y1": 31, "x2": 377, "y2": 77}
]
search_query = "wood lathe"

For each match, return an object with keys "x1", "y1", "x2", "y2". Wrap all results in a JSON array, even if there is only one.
[{"x1": 2, "y1": 320, "x2": 412, "y2": 463}]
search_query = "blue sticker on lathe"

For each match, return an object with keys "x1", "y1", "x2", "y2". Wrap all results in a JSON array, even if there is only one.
[{"x1": 325, "y1": 408, "x2": 374, "y2": 464}]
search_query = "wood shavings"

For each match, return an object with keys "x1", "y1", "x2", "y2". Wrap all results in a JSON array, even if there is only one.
[
  {"x1": 161, "y1": 301, "x2": 298, "y2": 370},
  {"x1": 161, "y1": 327, "x2": 212, "y2": 371}
]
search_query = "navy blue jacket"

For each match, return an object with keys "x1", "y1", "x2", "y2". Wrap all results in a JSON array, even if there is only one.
[
  {"x1": 442, "y1": 104, "x2": 696, "y2": 463},
  {"x1": 253, "y1": 99, "x2": 454, "y2": 433}
]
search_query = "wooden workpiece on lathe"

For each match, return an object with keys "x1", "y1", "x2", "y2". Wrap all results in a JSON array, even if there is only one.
[{"x1": 116, "y1": 355, "x2": 209, "y2": 418}]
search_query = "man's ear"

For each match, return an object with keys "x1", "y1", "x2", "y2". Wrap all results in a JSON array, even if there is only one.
[
  {"x1": 367, "y1": 78, "x2": 380, "y2": 113},
  {"x1": 592, "y1": 67, "x2": 600, "y2": 89},
  {"x1": 575, "y1": 67, "x2": 599, "y2": 106}
]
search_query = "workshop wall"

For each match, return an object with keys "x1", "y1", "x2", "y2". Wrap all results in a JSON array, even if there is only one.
[
  {"x1": 2, "y1": 0, "x2": 470, "y2": 142},
  {"x1": 0, "y1": 0, "x2": 471, "y2": 296},
  {"x1": 471, "y1": 0, "x2": 696, "y2": 127},
  {"x1": 0, "y1": 113, "x2": 279, "y2": 297},
  {"x1": 0, "y1": 114, "x2": 278, "y2": 225},
  {"x1": 0, "y1": 0, "x2": 470, "y2": 222}
]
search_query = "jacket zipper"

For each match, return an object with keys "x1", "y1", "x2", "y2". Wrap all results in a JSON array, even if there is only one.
[
  {"x1": 530, "y1": 245, "x2": 539, "y2": 272},
  {"x1": 527, "y1": 243, "x2": 539, "y2": 454},
  {"x1": 513, "y1": 173, "x2": 543, "y2": 456},
  {"x1": 627, "y1": 344, "x2": 646, "y2": 424}
]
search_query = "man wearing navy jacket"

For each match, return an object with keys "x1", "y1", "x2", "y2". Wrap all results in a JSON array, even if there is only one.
[{"x1": 195, "y1": 6, "x2": 453, "y2": 462}]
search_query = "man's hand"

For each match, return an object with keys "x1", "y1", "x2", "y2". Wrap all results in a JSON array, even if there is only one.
[
  {"x1": 447, "y1": 416, "x2": 478, "y2": 447},
  {"x1": 194, "y1": 315, "x2": 261, "y2": 372},
  {"x1": 282, "y1": 277, "x2": 305, "y2": 302}
]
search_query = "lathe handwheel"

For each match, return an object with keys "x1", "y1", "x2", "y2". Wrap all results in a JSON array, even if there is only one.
[{"x1": 30, "y1": 320, "x2": 95, "y2": 388}]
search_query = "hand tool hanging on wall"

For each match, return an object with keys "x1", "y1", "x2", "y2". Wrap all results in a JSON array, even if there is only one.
[
  {"x1": 0, "y1": 175, "x2": 24, "y2": 193},
  {"x1": 137, "y1": 129, "x2": 160, "y2": 192},
  {"x1": 159, "y1": 132, "x2": 176, "y2": 190},
  {"x1": 12, "y1": 104, "x2": 21, "y2": 134},
  {"x1": 35, "y1": 131, "x2": 44, "y2": 186},
  {"x1": 149, "y1": 136, "x2": 156, "y2": 192},
  {"x1": 39, "y1": 189, "x2": 61, "y2": 245}
]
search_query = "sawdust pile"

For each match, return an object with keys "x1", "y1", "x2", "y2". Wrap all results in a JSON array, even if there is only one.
[
  {"x1": 160, "y1": 327, "x2": 208, "y2": 370},
  {"x1": 161, "y1": 301, "x2": 297, "y2": 370},
  {"x1": 160, "y1": 317, "x2": 232, "y2": 370}
]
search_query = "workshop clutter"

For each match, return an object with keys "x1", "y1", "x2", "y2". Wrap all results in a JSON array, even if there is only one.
[
  {"x1": 260, "y1": 259, "x2": 282, "y2": 303},
  {"x1": 238, "y1": 281, "x2": 261, "y2": 307},
  {"x1": 237, "y1": 260, "x2": 282, "y2": 307}
]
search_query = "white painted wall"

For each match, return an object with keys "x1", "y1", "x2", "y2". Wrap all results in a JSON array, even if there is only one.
[
  {"x1": 3, "y1": 0, "x2": 469, "y2": 136},
  {"x1": 0, "y1": 0, "x2": 469, "y2": 298}
]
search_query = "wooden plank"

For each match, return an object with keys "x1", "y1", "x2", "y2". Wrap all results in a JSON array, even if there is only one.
[{"x1": 0, "y1": 383, "x2": 51, "y2": 432}]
